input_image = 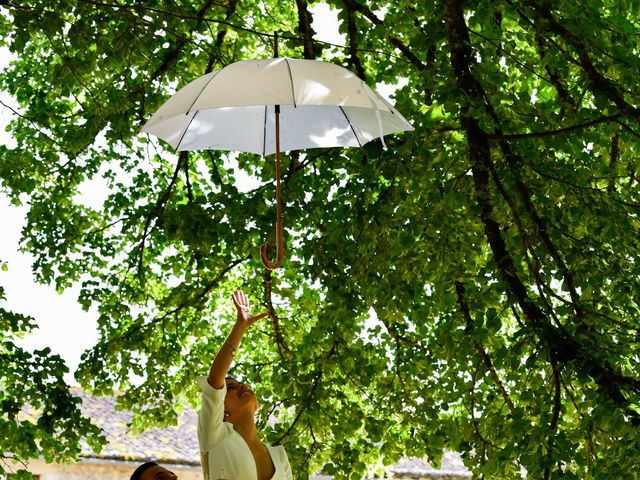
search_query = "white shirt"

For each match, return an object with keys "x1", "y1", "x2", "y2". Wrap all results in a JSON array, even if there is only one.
[{"x1": 197, "y1": 376, "x2": 293, "y2": 480}]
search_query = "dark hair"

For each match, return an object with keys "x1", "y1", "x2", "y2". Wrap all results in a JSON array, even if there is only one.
[{"x1": 130, "y1": 461, "x2": 159, "y2": 480}]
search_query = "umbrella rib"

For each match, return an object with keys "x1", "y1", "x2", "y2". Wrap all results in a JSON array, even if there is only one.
[
  {"x1": 185, "y1": 70, "x2": 221, "y2": 114},
  {"x1": 339, "y1": 106, "x2": 362, "y2": 148},
  {"x1": 370, "y1": 87, "x2": 395, "y2": 114},
  {"x1": 283, "y1": 58, "x2": 297, "y2": 107},
  {"x1": 176, "y1": 110, "x2": 198, "y2": 151}
]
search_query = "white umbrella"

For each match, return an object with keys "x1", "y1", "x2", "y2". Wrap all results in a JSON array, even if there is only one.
[{"x1": 141, "y1": 57, "x2": 413, "y2": 270}]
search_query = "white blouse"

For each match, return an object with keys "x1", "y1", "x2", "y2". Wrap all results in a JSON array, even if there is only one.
[{"x1": 197, "y1": 376, "x2": 293, "y2": 480}]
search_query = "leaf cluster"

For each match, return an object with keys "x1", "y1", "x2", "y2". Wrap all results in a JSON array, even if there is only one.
[{"x1": 1, "y1": 0, "x2": 640, "y2": 478}]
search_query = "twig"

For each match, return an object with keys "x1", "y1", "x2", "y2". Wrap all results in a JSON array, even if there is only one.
[
  {"x1": 135, "y1": 155, "x2": 185, "y2": 276},
  {"x1": 486, "y1": 114, "x2": 623, "y2": 140}
]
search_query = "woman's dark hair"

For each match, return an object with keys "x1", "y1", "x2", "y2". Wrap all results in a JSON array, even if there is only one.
[{"x1": 130, "y1": 461, "x2": 158, "y2": 480}]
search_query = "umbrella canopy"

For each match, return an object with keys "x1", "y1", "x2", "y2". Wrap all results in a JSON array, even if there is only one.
[
  {"x1": 141, "y1": 57, "x2": 413, "y2": 154},
  {"x1": 141, "y1": 57, "x2": 413, "y2": 270}
]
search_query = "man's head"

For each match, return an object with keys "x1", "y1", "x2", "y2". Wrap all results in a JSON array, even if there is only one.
[{"x1": 130, "y1": 461, "x2": 178, "y2": 480}]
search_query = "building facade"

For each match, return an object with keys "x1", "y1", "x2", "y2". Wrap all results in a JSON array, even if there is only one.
[{"x1": 10, "y1": 391, "x2": 470, "y2": 480}]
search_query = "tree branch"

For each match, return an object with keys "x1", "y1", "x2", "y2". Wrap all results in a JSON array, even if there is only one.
[
  {"x1": 342, "y1": 0, "x2": 367, "y2": 80},
  {"x1": 469, "y1": 28, "x2": 552, "y2": 85},
  {"x1": 482, "y1": 157, "x2": 567, "y2": 331},
  {"x1": 135, "y1": 154, "x2": 185, "y2": 276},
  {"x1": 544, "y1": 352, "x2": 563, "y2": 480},
  {"x1": 342, "y1": 0, "x2": 426, "y2": 71},
  {"x1": 460, "y1": 12, "x2": 586, "y2": 316},
  {"x1": 205, "y1": 0, "x2": 239, "y2": 73},
  {"x1": 150, "y1": 0, "x2": 217, "y2": 79},
  {"x1": 0, "y1": 100, "x2": 67, "y2": 155},
  {"x1": 528, "y1": 2, "x2": 640, "y2": 121},
  {"x1": 152, "y1": 257, "x2": 250, "y2": 326},
  {"x1": 181, "y1": 151, "x2": 194, "y2": 202},
  {"x1": 294, "y1": 0, "x2": 316, "y2": 59},
  {"x1": 455, "y1": 282, "x2": 515, "y2": 413},
  {"x1": 263, "y1": 270, "x2": 292, "y2": 360},
  {"x1": 105, "y1": 255, "x2": 250, "y2": 348},
  {"x1": 608, "y1": 131, "x2": 620, "y2": 194},
  {"x1": 445, "y1": 0, "x2": 640, "y2": 424},
  {"x1": 533, "y1": 31, "x2": 574, "y2": 113},
  {"x1": 275, "y1": 343, "x2": 336, "y2": 444},
  {"x1": 486, "y1": 114, "x2": 623, "y2": 140}
]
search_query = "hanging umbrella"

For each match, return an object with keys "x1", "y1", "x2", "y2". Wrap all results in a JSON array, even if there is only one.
[{"x1": 141, "y1": 56, "x2": 413, "y2": 270}]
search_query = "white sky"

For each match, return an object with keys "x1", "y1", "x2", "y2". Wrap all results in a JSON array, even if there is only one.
[{"x1": 1, "y1": 4, "x2": 396, "y2": 382}]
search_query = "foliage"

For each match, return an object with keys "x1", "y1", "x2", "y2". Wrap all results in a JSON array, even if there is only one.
[
  {"x1": 1, "y1": 0, "x2": 640, "y2": 478},
  {"x1": 0, "y1": 264, "x2": 105, "y2": 478}
]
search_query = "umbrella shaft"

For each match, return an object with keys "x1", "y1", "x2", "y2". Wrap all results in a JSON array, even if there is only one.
[
  {"x1": 275, "y1": 106, "x2": 281, "y2": 234},
  {"x1": 261, "y1": 106, "x2": 284, "y2": 270}
]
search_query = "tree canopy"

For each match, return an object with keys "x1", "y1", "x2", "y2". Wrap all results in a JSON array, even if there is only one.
[
  {"x1": 0, "y1": 265, "x2": 105, "y2": 478},
  {"x1": 1, "y1": 0, "x2": 640, "y2": 478}
]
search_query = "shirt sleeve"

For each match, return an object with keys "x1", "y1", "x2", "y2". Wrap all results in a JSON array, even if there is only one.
[
  {"x1": 197, "y1": 375, "x2": 228, "y2": 452},
  {"x1": 279, "y1": 445, "x2": 293, "y2": 480}
]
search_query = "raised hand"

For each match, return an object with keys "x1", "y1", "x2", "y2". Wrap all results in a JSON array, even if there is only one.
[{"x1": 231, "y1": 290, "x2": 268, "y2": 328}]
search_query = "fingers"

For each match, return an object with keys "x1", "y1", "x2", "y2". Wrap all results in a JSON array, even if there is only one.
[
  {"x1": 232, "y1": 290, "x2": 245, "y2": 301},
  {"x1": 231, "y1": 291, "x2": 240, "y2": 307},
  {"x1": 231, "y1": 291, "x2": 266, "y2": 325},
  {"x1": 231, "y1": 290, "x2": 252, "y2": 320},
  {"x1": 232, "y1": 290, "x2": 250, "y2": 311}
]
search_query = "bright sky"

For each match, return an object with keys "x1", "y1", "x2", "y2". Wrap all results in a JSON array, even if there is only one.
[{"x1": 0, "y1": 4, "x2": 348, "y2": 383}]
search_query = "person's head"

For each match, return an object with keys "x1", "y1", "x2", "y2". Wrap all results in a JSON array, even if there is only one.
[
  {"x1": 223, "y1": 376, "x2": 259, "y2": 422},
  {"x1": 130, "y1": 461, "x2": 178, "y2": 480}
]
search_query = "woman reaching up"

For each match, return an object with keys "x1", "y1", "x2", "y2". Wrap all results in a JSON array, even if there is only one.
[{"x1": 198, "y1": 290, "x2": 292, "y2": 480}]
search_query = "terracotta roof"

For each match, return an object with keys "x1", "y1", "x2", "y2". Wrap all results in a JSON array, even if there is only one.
[{"x1": 76, "y1": 390, "x2": 470, "y2": 478}]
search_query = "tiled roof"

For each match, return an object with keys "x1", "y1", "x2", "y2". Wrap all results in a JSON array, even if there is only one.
[
  {"x1": 76, "y1": 390, "x2": 470, "y2": 478},
  {"x1": 391, "y1": 456, "x2": 471, "y2": 478},
  {"x1": 76, "y1": 390, "x2": 200, "y2": 466}
]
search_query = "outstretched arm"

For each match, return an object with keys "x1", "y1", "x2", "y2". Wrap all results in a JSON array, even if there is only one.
[{"x1": 207, "y1": 290, "x2": 267, "y2": 389}]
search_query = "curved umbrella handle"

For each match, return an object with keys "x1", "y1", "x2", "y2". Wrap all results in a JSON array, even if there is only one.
[
  {"x1": 260, "y1": 106, "x2": 283, "y2": 271},
  {"x1": 260, "y1": 232, "x2": 282, "y2": 270}
]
